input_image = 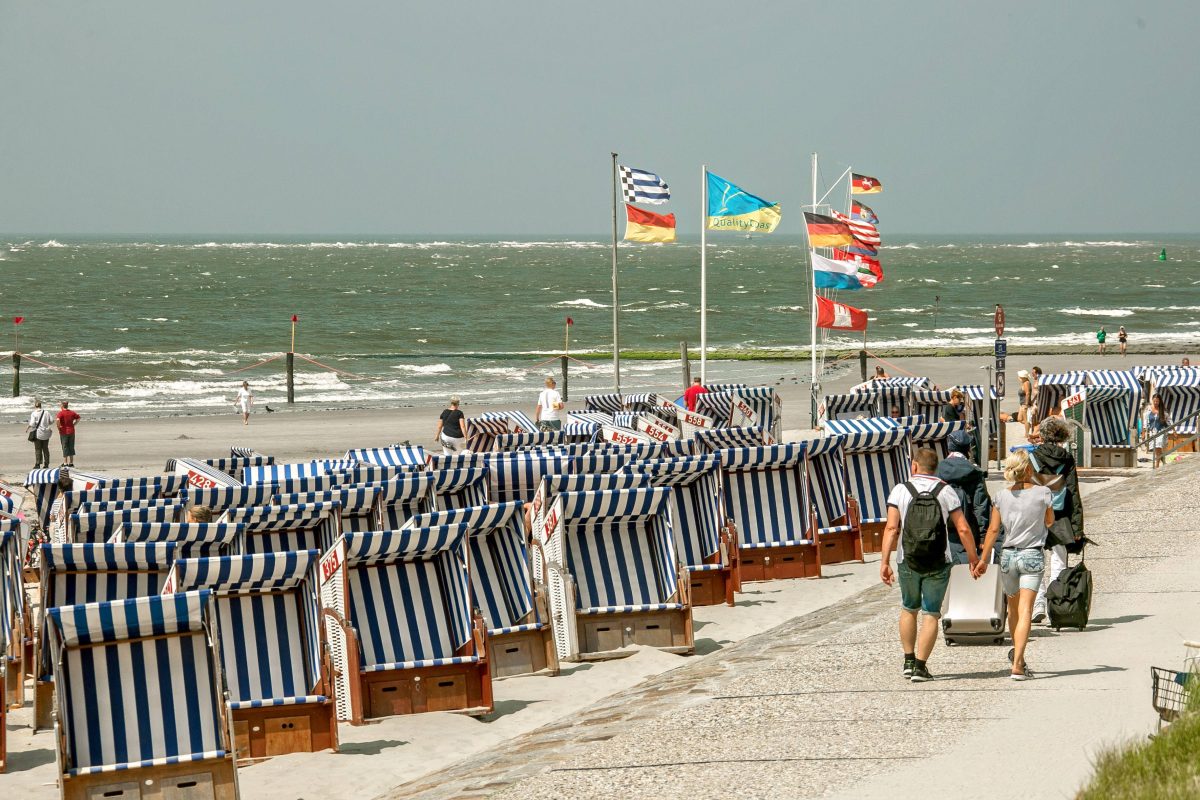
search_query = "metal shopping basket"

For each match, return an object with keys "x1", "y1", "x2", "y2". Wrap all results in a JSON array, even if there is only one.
[{"x1": 1150, "y1": 667, "x2": 1195, "y2": 730}]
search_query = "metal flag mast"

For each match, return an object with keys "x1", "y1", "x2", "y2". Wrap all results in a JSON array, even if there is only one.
[
  {"x1": 610, "y1": 152, "x2": 621, "y2": 393},
  {"x1": 700, "y1": 164, "x2": 708, "y2": 383},
  {"x1": 809, "y1": 153, "x2": 819, "y2": 427}
]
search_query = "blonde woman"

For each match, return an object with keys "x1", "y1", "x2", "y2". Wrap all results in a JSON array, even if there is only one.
[{"x1": 974, "y1": 449, "x2": 1054, "y2": 680}]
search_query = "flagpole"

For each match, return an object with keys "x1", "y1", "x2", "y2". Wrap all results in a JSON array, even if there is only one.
[
  {"x1": 809, "y1": 152, "x2": 819, "y2": 428},
  {"x1": 611, "y1": 152, "x2": 621, "y2": 393},
  {"x1": 700, "y1": 164, "x2": 708, "y2": 383}
]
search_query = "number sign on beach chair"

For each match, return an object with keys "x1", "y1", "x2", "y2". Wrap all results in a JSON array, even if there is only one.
[
  {"x1": 319, "y1": 524, "x2": 492, "y2": 723},
  {"x1": 221, "y1": 502, "x2": 341, "y2": 555},
  {"x1": 33, "y1": 542, "x2": 178, "y2": 730},
  {"x1": 841, "y1": 428, "x2": 912, "y2": 553},
  {"x1": 803, "y1": 436, "x2": 864, "y2": 565},
  {"x1": 411, "y1": 502, "x2": 558, "y2": 679},
  {"x1": 165, "y1": 551, "x2": 338, "y2": 763},
  {"x1": 715, "y1": 444, "x2": 822, "y2": 582},
  {"x1": 907, "y1": 419, "x2": 967, "y2": 460},
  {"x1": 48, "y1": 591, "x2": 239, "y2": 800},
  {"x1": 544, "y1": 487, "x2": 694, "y2": 661},
  {"x1": 171, "y1": 457, "x2": 245, "y2": 491},
  {"x1": 624, "y1": 455, "x2": 740, "y2": 606}
]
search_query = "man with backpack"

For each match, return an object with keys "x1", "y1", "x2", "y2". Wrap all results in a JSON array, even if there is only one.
[
  {"x1": 880, "y1": 448, "x2": 980, "y2": 683},
  {"x1": 936, "y1": 430, "x2": 995, "y2": 564},
  {"x1": 1030, "y1": 416, "x2": 1085, "y2": 624}
]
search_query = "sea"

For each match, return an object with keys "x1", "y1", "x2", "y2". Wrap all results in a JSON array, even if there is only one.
[{"x1": 0, "y1": 235, "x2": 1196, "y2": 421}]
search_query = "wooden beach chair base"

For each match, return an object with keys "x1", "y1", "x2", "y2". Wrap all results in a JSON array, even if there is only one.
[
  {"x1": 574, "y1": 607, "x2": 694, "y2": 660},
  {"x1": 1090, "y1": 445, "x2": 1137, "y2": 468},
  {"x1": 360, "y1": 661, "x2": 492, "y2": 719},
  {"x1": 488, "y1": 626, "x2": 559, "y2": 679},
  {"x1": 738, "y1": 542, "x2": 821, "y2": 583},
  {"x1": 4, "y1": 656, "x2": 21, "y2": 710},
  {"x1": 1167, "y1": 434, "x2": 1197, "y2": 454},
  {"x1": 232, "y1": 701, "x2": 338, "y2": 764},
  {"x1": 34, "y1": 679, "x2": 54, "y2": 731},
  {"x1": 686, "y1": 567, "x2": 736, "y2": 607},
  {"x1": 817, "y1": 529, "x2": 864, "y2": 565},
  {"x1": 860, "y1": 521, "x2": 886, "y2": 554},
  {"x1": 61, "y1": 756, "x2": 238, "y2": 800}
]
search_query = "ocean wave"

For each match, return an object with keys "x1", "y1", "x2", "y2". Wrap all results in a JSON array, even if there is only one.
[
  {"x1": 40, "y1": 239, "x2": 67, "y2": 248},
  {"x1": 554, "y1": 299, "x2": 608, "y2": 309},
  {"x1": 391, "y1": 363, "x2": 453, "y2": 374},
  {"x1": 936, "y1": 326, "x2": 1037, "y2": 335},
  {"x1": 1059, "y1": 307, "x2": 1135, "y2": 317}
]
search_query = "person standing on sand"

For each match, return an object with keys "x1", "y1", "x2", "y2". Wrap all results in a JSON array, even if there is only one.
[
  {"x1": 1096, "y1": 326, "x2": 1107, "y2": 355},
  {"x1": 233, "y1": 381, "x2": 254, "y2": 426},
  {"x1": 534, "y1": 377, "x2": 564, "y2": 432},
  {"x1": 683, "y1": 377, "x2": 709, "y2": 412},
  {"x1": 1117, "y1": 326, "x2": 1127, "y2": 357},
  {"x1": 56, "y1": 400, "x2": 80, "y2": 467},
  {"x1": 434, "y1": 395, "x2": 470, "y2": 454},
  {"x1": 1145, "y1": 394, "x2": 1169, "y2": 467},
  {"x1": 26, "y1": 399, "x2": 54, "y2": 469},
  {"x1": 1017, "y1": 370, "x2": 1032, "y2": 438}
]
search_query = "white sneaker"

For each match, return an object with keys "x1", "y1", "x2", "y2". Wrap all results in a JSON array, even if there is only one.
[{"x1": 1031, "y1": 608, "x2": 1046, "y2": 624}]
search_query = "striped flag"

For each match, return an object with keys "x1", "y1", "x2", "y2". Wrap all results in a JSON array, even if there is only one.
[
  {"x1": 803, "y1": 212, "x2": 854, "y2": 247},
  {"x1": 832, "y1": 210, "x2": 881, "y2": 246},
  {"x1": 619, "y1": 165, "x2": 670, "y2": 205},
  {"x1": 851, "y1": 173, "x2": 882, "y2": 194},
  {"x1": 624, "y1": 204, "x2": 676, "y2": 243},
  {"x1": 831, "y1": 249, "x2": 883, "y2": 287}
]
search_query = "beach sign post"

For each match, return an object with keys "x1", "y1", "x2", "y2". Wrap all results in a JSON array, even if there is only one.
[{"x1": 288, "y1": 314, "x2": 297, "y2": 404}]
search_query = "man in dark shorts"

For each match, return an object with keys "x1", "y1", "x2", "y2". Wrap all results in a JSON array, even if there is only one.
[{"x1": 56, "y1": 400, "x2": 81, "y2": 467}]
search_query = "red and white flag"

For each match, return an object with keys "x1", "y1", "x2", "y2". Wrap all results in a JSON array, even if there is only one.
[
  {"x1": 832, "y1": 210, "x2": 881, "y2": 246},
  {"x1": 831, "y1": 248, "x2": 883, "y2": 287},
  {"x1": 815, "y1": 295, "x2": 868, "y2": 331}
]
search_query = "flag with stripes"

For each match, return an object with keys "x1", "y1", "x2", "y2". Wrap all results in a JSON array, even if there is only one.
[
  {"x1": 832, "y1": 210, "x2": 881, "y2": 246},
  {"x1": 619, "y1": 165, "x2": 670, "y2": 205}
]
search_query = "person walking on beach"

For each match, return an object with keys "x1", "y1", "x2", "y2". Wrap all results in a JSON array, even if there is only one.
[
  {"x1": 683, "y1": 377, "x2": 709, "y2": 412},
  {"x1": 233, "y1": 381, "x2": 254, "y2": 425},
  {"x1": 56, "y1": 400, "x2": 80, "y2": 467},
  {"x1": 1145, "y1": 394, "x2": 1170, "y2": 467},
  {"x1": 1096, "y1": 326, "x2": 1107, "y2": 355},
  {"x1": 941, "y1": 389, "x2": 966, "y2": 422},
  {"x1": 1017, "y1": 370, "x2": 1033, "y2": 438},
  {"x1": 26, "y1": 399, "x2": 54, "y2": 469},
  {"x1": 434, "y1": 396, "x2": 471, "y2": 454},
  {"x1": 974, "y1": 449, "x2": 1055, "y2": 680},
  {"x1": 1027, "y1": 366, "x2": 1043, "y2": 432},
  {"x1": 1029, "y1": 417, "x2": 1084, "y2": 624},
  {"x1": 880, "y1": 448, "x2": 979, "y2": 683},
  {"x1": 936, "y1": 431, "x2": 994, "y2": 564},
  {"x1": 1117, "y1": 326, "x2": 1128, "y2": 357},
  {"x1": 535, "y1": 377, "x2": 564, "y2": 432}
]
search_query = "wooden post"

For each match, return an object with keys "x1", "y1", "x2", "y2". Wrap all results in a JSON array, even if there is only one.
[
  {"x1": 11, "y1": 352, "x2": 19, "y2": 397},
  {"x1": 858, "y1": 349, "x2": 867, "y2": 382},
  {"x1": 560, "y1": 355, "x2": 569, "y2": 402},
  {"x1": 286, "y1": 352, "x2": 295, "y2": 404},
  {"x1": 680, "y1": 341, "x2": 691, "y2": 386}
]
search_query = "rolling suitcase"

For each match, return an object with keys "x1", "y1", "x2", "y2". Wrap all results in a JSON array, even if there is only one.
[
  {"x1": 1047, "y1": 552, "x2": 1092, "y2": 631},
  {"x1": 941, "y1": 562, "x2": 1006, "y2": 645}
]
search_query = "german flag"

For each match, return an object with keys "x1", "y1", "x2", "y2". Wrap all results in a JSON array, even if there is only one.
[
  {"x1": 804, "y1": 212, "x2": 854, "y2": 247},
  {"x1": 851, "y1": 173, "x2": 882, "y2": 194},
  {"x1": 624, "y1": 204, "x2": 676, "y2": 243}
]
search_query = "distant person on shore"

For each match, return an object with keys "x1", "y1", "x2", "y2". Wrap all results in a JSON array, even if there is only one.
[
  {"x1": 1118, "y1": 326, "x2": 1128, "y2": 357},
  {"x1": 435, "y1": 396, "x2": 470, "y2": 454},
  {"x1": 1145, "y1": 394, "x2": 1170, "y2": 467},
  {"x1": 936, "y1": 430, "x2": 994, "y2": 564},
  {"x1": 188, "y1": 505, "x2": 214, "y2": 523},
  {"x1": 683, "y1": 377, "x2": 709, "y2": 412},
  {"x1": 27, "y1": 399, "x2": 54, "y2": 469},
  {"x1": 941, "y1": 389, "x2": 966, "y2": 422},
  {"x1": 974, "y1": 449, "x2": 1055, "y2": 681},
  {"x1": 880, "y1": 448, "x2": 978, "y2": 683},
  {"x1": 1096, "y1": 326, "x2": 1107, "y2": 355},
  {"x1": 535, "y1": 377, "x2": 564, "y2": 432},
  {"x1": 233, "y1": 381, "x2": 254, "y2": 426},
  {"x1": 873, "y1": 366, "x2": 890, "y2": 380},
  {"x1": 56, "y1": 400, "x2": 80, "y2": 467},
  {"x1": 1030, "y1": 417, "x2": 1084, "y2": 624},
  {"x1": 1017, "y1": 370, "x2": 1032, "y2": 437}
]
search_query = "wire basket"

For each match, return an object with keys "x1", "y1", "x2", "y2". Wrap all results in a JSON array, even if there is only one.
[{"x1": 1151, "y1": 666, "x2": 1197, "y2": 727}]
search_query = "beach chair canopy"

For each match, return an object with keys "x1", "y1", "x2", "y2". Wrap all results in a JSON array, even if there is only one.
[
  {"x1": 342, "y1": 524, "x2": 475, "y2": 670},
  {"x1": 841, "y1": 429, "x2": 912, "y2": 524},
  {"x1": 430, "y1": 466, "x2": 490, "y2": 510},
  {"x1": 274, "y1": 487, "x2": 380, "y2": 532},
  {"x1": 171, "y1": 457, "x2": 245, "y2": 490},
  {"x1": 119, "y1": 522, "x2": 243, "y2": 558},
  {"x1": 623, "y1": 454, "x2": 725, "y2": 570},
  {"x1": 24, "y1": 468, "x2": 112, "y2": 527},
  {"x1": 244, "y1": 459, "x2": 360, "y2": 485},
  {"x1": 48, "y1": 591, "x2": 224, "y2": 776},
  {"x1": 488, "y1": 450, "x2": 575, "y2": 505},
  {"x1": 550, "y1": 487, "x2": 679, "y2": 613},
  {"x1": 464, "y1": 413, "x2": 511, "y2": 452},
  {"x1": 73, "y1": 497, "x2": 178, "y2": 517},
  {"x1": 823, "y1": 392, "x2": 879, "y2": 422},
  {"x1": 345, "y1": 446, "x2": 427, "y2": 469},
  {"x1": 910, "y1": 389, "x2": 954, "y2": 424},
  {"x1": 221, "y1": 501, "x2": 341, "y2": 555},
  {"x1": 427, "y1": 453, "x2": 489, "y2": 472},
  {"x1": 584, "y1": 393, "x2": 625, "y2": 414},
  {"x1": 715, "y1": 444, "x2": 814, "y2": 548},
  {"x1": 804, "y1": 436, "x2": 850, "y2": 530},
  {"x1": 907, "y1": 419, "x2": 968, "y2": 458},
  {"x1": 1153, "y1": 370, "x2": 1200, "y2": 434},
  {"x1": 693, "y1": 426, "x2": 771, "y2": 452},
  {"x1": 824, "y1": 416, "x2": 901, "y2": 435},
  {"x1": 168, "y1": 551, "x2": 324, "y2": 709},
  {"x1": 188, "y1": 485, "x2": 279, "y2": 516},
  {"x1": 569, "y1": 411, "x2": 614, "y2": 429},
  {"x1": 494, "y1": 431, "x2": 578, "y2": 451},
  {"x1": 372, "y1": 474, "x2": 436, "y2": 529},
  {"x1": 69, "y1": 503, "x2": 183, "y2": 544}
]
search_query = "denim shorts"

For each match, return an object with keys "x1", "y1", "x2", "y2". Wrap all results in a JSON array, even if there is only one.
[
  {"x1": 898, "y1": 561, "x2": 951, "y2": 615},
  {"x1": 1000, "y1": 548, "x2": 1044, "y2": 596}
]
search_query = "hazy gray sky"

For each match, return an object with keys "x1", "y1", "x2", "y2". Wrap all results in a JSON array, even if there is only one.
[{"x1": 3, "y1": 2, "x2": 1197, "y2": 235}]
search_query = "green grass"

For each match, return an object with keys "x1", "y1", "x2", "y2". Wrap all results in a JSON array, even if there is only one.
[{"x1": 1077, "y1": 683, "x2": 1200, "y2": 799}]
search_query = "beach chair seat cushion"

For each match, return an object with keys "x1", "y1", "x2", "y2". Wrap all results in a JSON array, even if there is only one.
[
  {"x1": 228, "y1": 694, "x2": 327, "y2": 710},
  {"x1": 819, "y1": 524, "x2": 856, "y2": 535},
  {"x1": 739, "y1": 538, "x2": 813, "y2": 549},
  {"x1": 362, "y1": 654, "x2": 480, "y2": 673},
  {"x1": 487, "y1": 621, "x2": 547, "y2": 637},
  {"x1": 686, "y1": 563, "x2": 724, "y2": 573},
  {"x1": 578, "y1": 602, "x2": 685, "y2": 615}
]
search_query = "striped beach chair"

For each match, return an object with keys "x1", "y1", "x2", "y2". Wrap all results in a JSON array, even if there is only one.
[
  {"x1": 48, "y1": 591, "x2": 239, "y2": 800},
  {"x1": 166, "y1": 551, "x2": 338, "y2": 762},
  {"x1": 24, "y1": 468, "x2": 113, "y2": 528},
  {"x1": 911, "y1": 389, "x2": 954, "y2": 425},
  {"x1": 487, "y1": 450, "x2": 575, "y2": 505},
  {"x1": 824, "y1": 416, "x2": 901, "y2": 436},
  {"x1": 529, "y1": 474, "x2": 652, "y2": 569},
  {"x1": 345, "y1": 445, "x2": 427, "y2": 469},
  {"x1": 221, "y1": 502, "x2": 341, "y2": 555},
  {"x1": 273, "y1": 487, "x2": 381, "y2": 533},
  {"x1": 962, "y1": 384, "x2": 1005, "y2": 458},
  {"x1": 65, "y1": 503, "x2": 184, "y2": 545},
  {"x1": 842, "y1": 429, "x2": 912, "y2": 553},
  {"x1": 117, "y1": 522, "x2": 244, "y2": 559},
  {"x1": 584, "y1": 393, "x2": 625, "y2": 414},
  {"x1": 544, "y1": 487, "x2": 693, "y2": 661},
  {"x1": 907, "y1": 419, "x2": 968, "y2": 460},
  {"x1": 464, "y1": 413, "x2": 512, "y2": 452},
  {"x1": 33, "y1": 542, "x2": 178, "y2": 730},
  {"x1": 1152, "y1": 369, "x2": 1200, "y2": 454},
  {"x1": 411, "y1": 503, "x2": 557, "y2": 679},
  {"x1": 692, "y1": 426, "x2": 772, "y2": 453},
  {"x1": 171, "y1": 457, "x2": 245, "y2": 490},
  {"x1": 430, "y1": 465, "x2": 490, "y2": 510},
  {"x1": 1076, "y1": 370, "x2": 1142, "y2": 466},
  {"x1": 715, "y1": 444, "x2": 822, "y2": 582},
  {"x1": 823, "y1": 391, "x2": 878, "y2": 423},
  {"x1": 494, "y1": 431, "x2": 577, "y2": 451},
  {"x1": 244, "y1": 459, "x2": 359, "y2": 485},
  {"x1": 167, "y1": 450, "x2": 273, "y2": 480},
  {"x1": 803, "y1": 436, "x2": 864, "y2": 565},
  {"x1": 188, "y1": 485, "x2": 279, "y2": 517},
  {"x1": 624, "y1": 455, "x2": 740, "y2": 606},
  {"x1": 569, "y1": 411, "x2": 614, "y2": 430},
  {"x1": 319, "y1": 524, "x2": 492, "y2": 723},
  {"x1": 372, "y1": 474, "x2": 437, "y2": 529},
  {"x1": 1, "y1": 527, "x2": 26, "y2": 764}
]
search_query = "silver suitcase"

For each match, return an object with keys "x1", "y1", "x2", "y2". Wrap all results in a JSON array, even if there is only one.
[{"x1": 941, "y1": 562, "x2": 1006, "y2": 645}]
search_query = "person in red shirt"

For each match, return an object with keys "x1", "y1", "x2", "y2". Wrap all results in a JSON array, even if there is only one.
[
  {"x1": 683, "y1": 377, "x2": 709, "y2": 412},
  {"x1": 56, "y1": 400, "x2": 81, "y2": 467}
]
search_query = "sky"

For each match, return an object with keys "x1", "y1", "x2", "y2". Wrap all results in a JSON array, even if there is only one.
[{"x1": 2, "y1": 2, "x2": 1198, "y2": 236}]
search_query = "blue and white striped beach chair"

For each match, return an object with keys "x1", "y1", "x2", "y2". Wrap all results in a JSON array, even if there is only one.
[
  {"x1": 220, "y1": 502, "x2": 341, "y2": 555},
  {"x1": 188, "y1": 485, "x2": 279, "y2": 517},
  {"x1": 0, "y1": 527, "x2": 26, "y2": 762},
  {"x1": 963, "y1": 384, "x2": 1006, "y2": 458},
  {"x1": 543, "y1": 487, "x2": 693, "y2": 661},
  {"x1": 117, "y1": 522, "x2": 243, "y2": 559},
  {"x1": 319, "y1": 524, "x2": 492, "y2": 723},
  {"x1": 464, "y1": 413, "x2": 512, "y2": 453},
  {"x1": 34, "y1": 542, "x2": 178, "y2": 730},
  {"x1": 823, "y1": 391, "x2": 879, "y2": 423},
  {"x1": 166, "y1": 551, "x2": 338, "y2": 762},
  {"x1": 410, "y1": 503, "x2": 558, "y2": 679},
  {"x1": 167, "y1": 450, "x2": 273, "y2": 481},
  {"x1": 911, "y1": 389, "x2": 954, "y2": 425},
  {"x1": 430, "y1": 466, "x2": 490, "y2": 510},
  {"x1": 530, "y1": 473, "x2": 652, "y2": 560},
  {"x1": 66, "y1": 503, "x2": 184, "y2": 545},
  {"x1": 487, "y1": 450, "x2": 575, "y2": 505},
  {"x1": 1074, "y1": 370, "x2": 1142, "y2": 466},
  {"x1": 372, "y1": 474, "x2": 437, "y2": 529},
  {"x1": 584, "y1": 393, "x2": 625, "y2": 414},
  {"x1": 171, "y1": 457, "x2": 245, "y2": 491},
  {"x1": 244, "y1": 459, "x2": 359, "y2": 485},
  {"x1": 48, "y1": 591, "x2": 239, "y2": 800},
  {"x1": 906, "y1": 419, "x2": 967, "y2": 460},
  {"x1": 494, "y1": 431, "x2": 578, "y2": 451},
  {"x1": 1152, "y1": 369, "x2": 1200, "y2": 454},
  {"x1": 692, "y1": 426, "x2": 772, "y2": 453},
  {"x1": 715, "y1": 444, "x2": 822, "y2": 582},
  {"x1": 624, "y1": 455, "x2": 740, "y2": 606},
  {"x1": 23, "y1": 468, "x2": 114, "y2": 528},
  {"x1": 345, "y1": 445, "x2": 427, "y2": 470},
  {"x1": 803, "y1": 435, "x2": 864, "y2": 565},
  {"x1": 842, "y1": 429, "x2": 912, "y2": 553},
  {"x1": 272, "y1": 487, "x2": 381, "y2": 533}
]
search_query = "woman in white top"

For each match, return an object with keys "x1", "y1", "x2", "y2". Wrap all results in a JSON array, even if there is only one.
[
  {"x1": 26, "y1": 398, "x2": 54, "y2": 468},
  {"x1": 233, "y1": 381, "x2": 254, "y2": 426},
  {"x1": 974, "y1": 449, "x2": 1054, "y2": 680}
]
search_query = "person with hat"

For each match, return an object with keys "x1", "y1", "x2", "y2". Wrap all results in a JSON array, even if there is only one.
[
  {"x1": 935, "y1": 430, "x2": 996, "y2": 564},
  {"x1": 1017, "y1": 369, "x2": 1033, "y2": 438}
]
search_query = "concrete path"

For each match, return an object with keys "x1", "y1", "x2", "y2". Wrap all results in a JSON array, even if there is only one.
[{"x1": 383, "y1": 458, "x2": 1199, "y2": 800}]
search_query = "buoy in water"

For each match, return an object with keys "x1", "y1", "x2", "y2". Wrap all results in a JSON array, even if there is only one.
[{"x1": 1159, "y1": 248, "x2": 1167, "y2": 261}]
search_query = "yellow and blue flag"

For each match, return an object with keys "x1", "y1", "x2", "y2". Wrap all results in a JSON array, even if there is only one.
[{"x1": 706, "y1": 172, "x2": 781, "y2": 233}]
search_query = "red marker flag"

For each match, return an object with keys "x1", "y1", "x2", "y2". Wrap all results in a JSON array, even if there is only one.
[
  {"x1": 815, "y1": 295, "x2": 868, "y2": 331},
  {"x1": 291, "y1": 315, "x2": 298, "y2": 322},
  {"x1": 566, "y1": 317, "x2": 573, "y2": 326},
  {"x1": 13, "y1": 317, "x2": 24, "y2": 325}
]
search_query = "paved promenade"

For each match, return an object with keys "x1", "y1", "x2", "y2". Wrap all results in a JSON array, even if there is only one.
[{"x1": 386, "y1": 457, "x2": 1200, "y2": 800}]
